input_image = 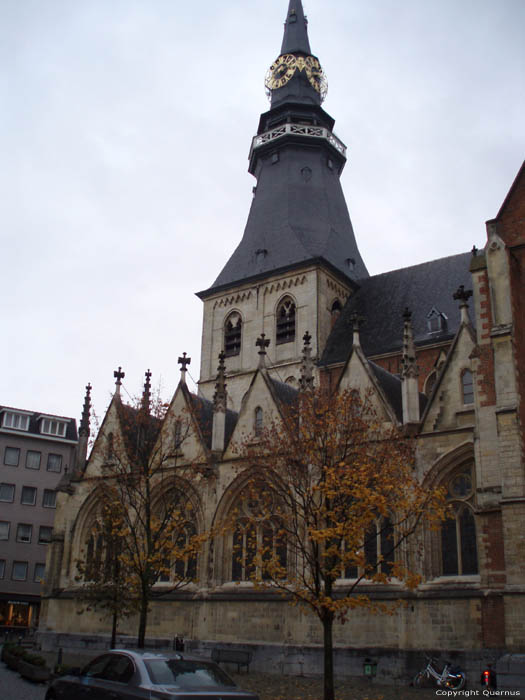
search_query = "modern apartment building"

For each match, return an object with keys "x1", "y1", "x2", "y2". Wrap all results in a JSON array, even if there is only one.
[{"x1": 0, "y1": 404, "x2": 77, "y2": 631}]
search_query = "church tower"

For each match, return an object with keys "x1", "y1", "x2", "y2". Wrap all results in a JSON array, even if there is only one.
[{"x1": 197, "y1": 0, "x2": 367, "y2": 410}]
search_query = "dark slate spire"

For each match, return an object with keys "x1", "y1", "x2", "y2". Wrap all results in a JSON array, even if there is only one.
[
  {"x1": 281, "y1": 0, "x2": 311, "y2": 55},
  {"x1": 197, "y1": 2, "x2": 368, "y2": 300}
]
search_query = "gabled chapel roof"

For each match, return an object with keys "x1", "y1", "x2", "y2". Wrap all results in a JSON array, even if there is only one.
[{"x1": 321, "y1": 251, "x2": 473, "y2": 365}]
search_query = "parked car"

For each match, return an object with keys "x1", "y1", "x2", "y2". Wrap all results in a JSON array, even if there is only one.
[{"x1": 45, "y1": 649, "x2": 260, "y2": 700}]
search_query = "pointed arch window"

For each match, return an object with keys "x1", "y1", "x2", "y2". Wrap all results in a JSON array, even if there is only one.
[
  {"x1": 254, "y1": 407, "x2": 263, "y2": 437},
  {"x1": 330, "y1": 299, "x2": 342, "y2": 328},
  {"x1": 230, "y1": 485, "x2": 287, "y2": 582},
  {"x1": 276, "y1": 297, "x2": 296, "y2": 345},
  {"x1": 440, "y1": 464, "x2": 478, "y2": 576},
  {"x1": 461, "y1": 369, "x2": 474, "y2": 405},
  {"x1": 224, "y1": 312, "x2": 242, "y2": 357}
]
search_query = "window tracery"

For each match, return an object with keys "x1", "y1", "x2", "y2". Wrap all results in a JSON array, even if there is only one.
[
  {"x1": 276, "y1": 297, "x2": 296, "y2": 345},
  {"x1": 224, "y1": 312, "x2": 242, "y2": 357},
  {"x1": 439, "y1": 464, "x2": 478, "y2": 576}
]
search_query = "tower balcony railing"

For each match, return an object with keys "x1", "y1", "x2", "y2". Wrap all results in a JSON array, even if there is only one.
[{"x1": 249, "y1": 123, "x2": 347, "y2": 160}]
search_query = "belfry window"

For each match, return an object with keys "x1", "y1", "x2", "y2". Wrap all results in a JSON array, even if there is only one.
[
  {"x1": 224, "y1": 313, "x2": 242, "y2": 357},
  {"x1": 461, "y1": 370, "x2": 474, "y2": 405},
  {"x1": 331, "y1": 299, "x2": 342, "y2": 328},
  {"x1": 276, "y1": 297, "x2": 296, "y2": 345}
]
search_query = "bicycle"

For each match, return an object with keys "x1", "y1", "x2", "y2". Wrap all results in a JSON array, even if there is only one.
[{"x1": 413, "y1": 655, "x2": 466, "y2": 690}]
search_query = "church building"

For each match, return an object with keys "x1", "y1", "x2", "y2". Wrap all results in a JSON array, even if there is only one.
[{"x1": 39, "y1": 0, "x2": 525, "y2": 678}]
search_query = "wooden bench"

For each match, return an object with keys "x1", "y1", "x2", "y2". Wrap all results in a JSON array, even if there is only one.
[{"x1": 211, "y1": 647, "x2": 252, "y2": 673}]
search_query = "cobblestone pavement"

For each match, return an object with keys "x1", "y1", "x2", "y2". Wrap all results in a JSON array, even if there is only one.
[
  {"x1": 230, "y1": 671, "x2": 441, "y2": 700},
  {"x1": 0, "y1": 660, "x2": 47, "y2": 700}
]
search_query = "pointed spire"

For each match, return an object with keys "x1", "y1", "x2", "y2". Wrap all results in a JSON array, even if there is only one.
[
  {"x1": 401, "y1": 309, "x2": 420, "y2": 425},
  {"x1": 453, "y1": 284, "x2": 473, "y2": 325},
  {"x1": 256, "y1": 333, "x2": 270, "y2": 368},
  {"x1": 299, "y1": 331, "x2": 315, "y2": 392},
  {"x1": 178, "y1": 353, "x2": 191, "y2": 385},
  {"x1": 76, "y1": 382, "x2": 92, "y2": 472},
  {"x1": 213, "y1": 352, "x2": 227, "y2": 412},
  {"x1": 350, "y1": 312, "x2": 364, "y2": 348},
  {"x1": 141, "y1": 369, "x2": 152, "y2": 414},
  {"x1": 280, "y1": 0, "x2": 311, "y2": 55},
  {"x1": 79, "y1": 383, "x2": 91, "y2": 437},
  {"x1": 401, "y1": 308, "x2": 418, "y2": 379},
  {"x1": 113, "y1": 366, "x2": 125, "y2": 397},
  {"x1": 212, "y1": 352, "x2": 228, "y2": 453}
]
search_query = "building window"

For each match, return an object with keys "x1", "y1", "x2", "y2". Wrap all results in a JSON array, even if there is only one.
[
  {"x1": 440, "y1": 465, "x2": 478, "y2": 576},
  {"x1": 224, "y1": 312, "x2": 242, "y2": 357},
  {"x1": 16, "y1": 523, "x2": 33, "y2": 544},
  {"x1": 330, "y1": 299, "x2": 342, "y2": 328},
  {"x1": 38, "y1": 526, "x2": 53, "y2": 544},
  {"x1": 424, "y1": 370, "x2": 437, "y2": 397},
  {"x1": 427, "y1": 307, "x2": 448, "y2": 334},
  {"x1": 0, "y1": 560, "x2": 5, "y2": 579},
  {"x1": 12, "y1": 561, "x2": 28, "y2": 581},
  {"x1": 174, "y1": 523, "x2": 198, "y2": 580},
  {"x1": 34, "y1": 563, "x2": 45, "y2": 582},
  {"x1": 231, "y1": 487, "x2": 287, "y2": 582},
  {"x1": 2, "y1": 412, "x2": 30, "y2": 431},
  {"x1": 42, "y1": 489, "x2": 57, "y2": 508},
  {"x1": 21, "y1": 486, "x2": 37, "y2": 506},
  {"x1": 4, "y1": 447, "x2": 20, "y2": 466},
  {"x1": 254, "y1": 407, "x2": 263, "y2": 437},
  {"x1": 40, "y1": 418, "x2": 67, "y2": 437},
  {"x1": 462, "y1": 369, "x2": 474, "y2": 405},
  {"x1": 47, "y1": 453, "x2": 62, "y2": 472},
  {"x1": 0, "y1": 521, "x2": 10, "y2": 541},
  {"x1": 26, "y1": 450, "x2": 41, "y2": 470},
  {"x1": 276, "y1": 297, "x2": 296, "y2": 344},
  {"x1": 0, "y1": 483, "x2": 15, "y2": 502}
]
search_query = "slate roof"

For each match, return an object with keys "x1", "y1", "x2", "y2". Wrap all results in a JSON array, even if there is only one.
[
  {"x1": 189, "y1": 393, "x2": 238, "y2": 450},
  {"x1": 321, "y1": 252, "x2": 474, "y2": 366},
  {"x1": 367, "y1": 361, "x2": 428, "y2": 423},
  {"x1": 269, "y1": 377, "x2": 299, "y2": 406},
  {"x1": 0, "y1": 404, "x2": 78, "y2": 442}
]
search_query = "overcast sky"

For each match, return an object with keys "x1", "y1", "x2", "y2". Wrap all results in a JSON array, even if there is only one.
[{"x1": 1, "y1": 0, "x2": 524, "y2": 426}]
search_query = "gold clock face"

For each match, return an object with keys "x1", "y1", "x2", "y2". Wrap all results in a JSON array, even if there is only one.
[
  {"x1": 265, "y1": 54, "x2": 297, "y2": 91},
  {"x1": 264, "y1": 53, "x2": 328, "y2": 102}
]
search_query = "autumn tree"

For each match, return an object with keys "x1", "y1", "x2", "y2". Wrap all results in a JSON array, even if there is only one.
[
  {"x1": 75, "y1": 496, "x2": 139, "y2": 649},
  {"x1": 79, "y1": 369, "x2": 208, "y2": 648},
  {"x1": 234, "y1": 386, "x2": 447, "y2": 700}
]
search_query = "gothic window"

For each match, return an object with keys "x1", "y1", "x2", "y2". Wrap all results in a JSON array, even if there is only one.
[
  {"x1": 224, "y1": 312, "x2": 242, "y2": 357},
  {"x1": 440, "y1": 465, "x2": 478, "y2": 576},
  {"x1": 424, "y1": 370, "x2": 437, "y2": 397},
  {"x1": 231, "y1": 486, "x2": 287, "y2": 582},
  {"x1": 340, "y1": 517, "x2": 394, "y2": 579},
  {"x1": 461, "y1": 369, "x2": 474, "y2": 405},
  {"x1": 330, "y1": 299, "x2": 342, "y2": 328},
  {"x1": 276, "y1": 297, "x2": 296, "y2": 345},
  {"x1": 254, "y1": 407, "x2": 263, "y2": 437}
]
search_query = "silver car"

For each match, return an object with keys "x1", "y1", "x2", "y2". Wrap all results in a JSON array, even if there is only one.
[{"x1": 45, "y1": 649, "x2": 260, "y2": 700}]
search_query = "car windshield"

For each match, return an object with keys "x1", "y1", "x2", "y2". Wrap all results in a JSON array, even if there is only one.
[{"x1": 145, "y1": 659, "x2": 236, "y2": 688}]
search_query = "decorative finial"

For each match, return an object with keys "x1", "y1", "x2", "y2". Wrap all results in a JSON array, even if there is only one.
[
  {"x1": 178, "y1": 353, "x2": 191, "y2": 384},
  {"x1": 213, "y1": 352, "x2": 227, "y2": 413},
  {"x1": 453, "y1": 285, "x2": 473, "y2": 325},
  {"x1": 350, "y1": 312, "x2": 364, "y2": 348},
  {"x1": 141, "y1": 369, "x2": 152, "y2": 414},
  {"x1": 299, "y1": 330, "x2": 315, "y2": 392},
  {"x1": 113, "y1": 367, "x2": 125, "y2": 396},
  {"x1": 471, "y1": 245, "x2": 478, "y2": 257},
  {"x1": 256, "y1": 333, "x2": 270, "y2": 368},
  {"x1": 80, "y1": 383, "x2": 92, "y2": 437},
  {"x1": 401, "y1": 309, "x2": 418, "y2": 380}
]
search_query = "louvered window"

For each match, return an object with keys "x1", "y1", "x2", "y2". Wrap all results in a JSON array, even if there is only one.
[
  {"x1": 276, "y1": 298, "x2": 296, "y2": 345},
  {"x1": 224, "y1": 314, "x2": 242, "y2": 357}
]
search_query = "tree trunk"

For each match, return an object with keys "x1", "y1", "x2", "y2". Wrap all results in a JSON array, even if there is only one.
[
  {"x1": 137, "y1": 589, "x2": 148, "y2": 648},
  {"x1": 110, "y1": 608, "x2": 117, "y2": 649},
  {"x1": 322, "y1": 611, "x2": 335, "y2": 700}
]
